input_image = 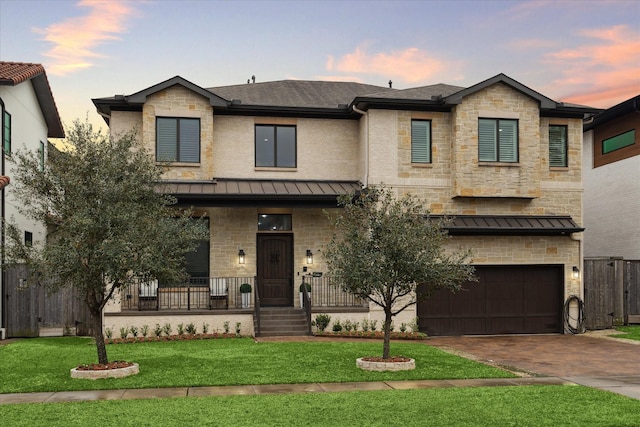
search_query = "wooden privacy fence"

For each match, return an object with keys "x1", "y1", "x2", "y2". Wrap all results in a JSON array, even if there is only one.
[
  {"x1": 583, "y1": 258, "x2": 640, "y2": 330},
  {"x1": 3, "y1": 265, "x2": 93, "y2": 338}
]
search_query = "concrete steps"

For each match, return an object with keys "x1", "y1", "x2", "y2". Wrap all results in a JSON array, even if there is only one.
[{"x1": 255, "y1": 307, "x2": 310, "y2": 337}]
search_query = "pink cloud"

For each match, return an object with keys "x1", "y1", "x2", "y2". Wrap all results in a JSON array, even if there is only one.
[
  {"x1": 327, "y1": 46, "x2": 463, "y2": 85},
  {"x1": 544, "y1": 25, "x2": 640, "y2": 108},
  {"x1": 35, "y1": 0, "x2": 140, "y2": 76}
]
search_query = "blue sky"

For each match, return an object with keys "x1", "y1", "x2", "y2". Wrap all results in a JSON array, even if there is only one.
[{"x1": 1, "y1": 0, "x2": 639, "y2": 132}]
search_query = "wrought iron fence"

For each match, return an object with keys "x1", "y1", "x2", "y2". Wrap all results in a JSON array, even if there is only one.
[
  {"x1": 302, "y1": 275, "x2": 369, "y2": 308},
  {"x1": 121, "y1": 277, "x2": 256, "y2": 311}
]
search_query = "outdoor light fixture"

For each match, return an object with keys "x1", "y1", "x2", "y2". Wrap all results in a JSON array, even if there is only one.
[
  {"x1": 238, "y1": 249, "x2": 246, "y2": 265},
  {"x1": 306, "y1": 250, "x2": 313, "y2": 264},
  {"x1": 572, "y1": 266, "x2": 579, "y2": 279}
]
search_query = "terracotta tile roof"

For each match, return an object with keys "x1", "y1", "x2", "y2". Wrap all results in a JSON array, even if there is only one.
[
  {"x1": 0, "y1": 62, "x2": 45, "y2": 85},
  {"x1": 0, "y1": 61, "x2": 64, "y2": 138}
]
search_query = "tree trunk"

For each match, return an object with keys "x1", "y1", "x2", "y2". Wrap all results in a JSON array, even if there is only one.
[
  {"x1": 92, "y1": 312, "x2": 108, "y2": 364},
  {"x1": 382, "y1": 308, "x2": 393, "y2": 359}
]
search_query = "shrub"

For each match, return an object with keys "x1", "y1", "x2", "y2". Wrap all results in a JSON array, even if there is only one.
[
  {"x1": 185, "y1": 323, "x2": 197, "y2": 335},
  {"x1": 370, "y1": 320, "x2": 378, "y2": 331},
  {"x1": 119, "y1": 327, "x2": 128, "y2": 339},
  {"x1": 130, "y1": 325, "x2": 139, "y2": 337},
  {"x1": 153, "y1": 323, "x2": 163, "y2": 337},
  {"x1": 362, "y1": 319, "x2": 370, "y2": 332},
  {"x1": 239, "y1": 283, "x2": 252, "y2": 293},
  {"x1": 235, "y1": 322, "x2": 241, "y2": 335},
  {"x1": 343, "y1": 319, "x2": 354, "y2": 332},
  {"x1": 177, "y1": 323, "x2": 185, "y2": 336},
  {"x1": 223, "y1": 321, "x2": 230, "y2": 334},
  {"x1": 162, "y1": 323, "x2": 172, "y2": 336},
  {"x1": 314, "y1": 314, "x2": 331, "y2": 331},
  {"x1": 202, "y1": 323, "x2": 209, "y2": 334},
  {"x1": 332, "y1": 319, "x2": 343, "y2": 332},
  {"x1": 400, "y1": 323, "x2": 407, "y2": 333},
  {"x1": 141, "y1": 324, "x2": 149, "y2": 337},
  {"x1": 410, "y1": 317, "x2": 420, "y2": 333},
  {"x1": 104, "y1": 327, "x2": 113, "y2": 339}
]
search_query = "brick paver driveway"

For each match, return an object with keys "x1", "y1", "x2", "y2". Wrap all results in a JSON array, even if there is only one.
[{"x1": 427, "y1": 332, "x2": 640, "y2": 377}]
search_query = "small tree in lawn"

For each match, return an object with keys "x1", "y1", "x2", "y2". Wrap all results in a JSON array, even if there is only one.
[
  {"x1": 324, "y1": 186, "x2": 475, "y2": 359},
  {"x1": 3, "y1": 120, "x2": 208, "y2": 365}
]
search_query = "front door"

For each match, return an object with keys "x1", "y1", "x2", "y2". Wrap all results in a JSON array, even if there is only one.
[{"x1": 257, "y1": 234, "x2": 293, "y2": 306}]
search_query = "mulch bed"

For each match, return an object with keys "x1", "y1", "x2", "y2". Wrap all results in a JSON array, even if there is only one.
[
  {"x1": 76, "y1": 360, "x2": 135, "y2": 371},
  {"x1": 314, "y1": 331, "x2": 427, "y2": 340}
]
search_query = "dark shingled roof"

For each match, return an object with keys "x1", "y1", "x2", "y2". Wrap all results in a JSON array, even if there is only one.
[
  {"x1": 433, "y1": 215, "x2": 584, "y2": 236},
  {"x1": 208, "y1": 80, "x2": 395, "y2": 108},
  {"x1": 160, "y1": 178, "x2": 361, "y2": 207}
]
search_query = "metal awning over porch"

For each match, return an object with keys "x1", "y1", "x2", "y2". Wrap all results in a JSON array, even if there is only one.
[
  {"x1": 160, "y1": 179, "x2": 361, "y2": 207},
  {"x1": 433, "y1": 215, "x2": 584, "y2": 236}
]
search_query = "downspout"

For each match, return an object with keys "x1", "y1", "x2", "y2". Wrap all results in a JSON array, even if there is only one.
[
  {"x1": 569, "y1": 233, "x2": 583, "y2": 301},
  {"x1": 352, "y1": 105, "x2": 369, "y2": 187}
]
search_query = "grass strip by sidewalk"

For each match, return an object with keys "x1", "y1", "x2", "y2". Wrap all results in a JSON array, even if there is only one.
[
  {"x1": 0, "y1": 337, "x2": 513, "y2": 393},
  {"x1": 3, "y1": 386, "x2": 640, "y2": 427}
]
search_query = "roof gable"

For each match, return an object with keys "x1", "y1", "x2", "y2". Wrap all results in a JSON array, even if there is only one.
[
  {"x1": 127, "y1": 76, "x2": 229, "y2": 107},
  {"x1": 445, "y1": 73, "x2": 558, "y2": 109},
  {"x1": 0, "y1": 61, "x2": 64, "y2": 138}
]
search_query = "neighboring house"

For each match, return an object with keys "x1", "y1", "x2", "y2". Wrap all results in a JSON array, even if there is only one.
[
  {"x1": 93, "y1": 73, "x2": 599, "y2": 336},
  {"x1": 0, "y1": 61, "x2": 65, "y2": 338},
  {"x1": 583, "y1": 95, "x2": 640, "y2": 259}
]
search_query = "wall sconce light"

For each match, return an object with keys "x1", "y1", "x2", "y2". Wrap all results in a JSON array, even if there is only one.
[
  {"x1": 238, "y1": 249, "x2": 246, "y2": 265},
  {"x1": 306, "y1": 249, "x2": 313, "y2": 264},
  {"x1": 572, "y1": 266, "x2": 579, "y2": 279}
]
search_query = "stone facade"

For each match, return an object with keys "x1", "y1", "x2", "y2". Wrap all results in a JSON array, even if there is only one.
[{"x1": 101, "y1": 77, "x2": 586, "y2": 335}]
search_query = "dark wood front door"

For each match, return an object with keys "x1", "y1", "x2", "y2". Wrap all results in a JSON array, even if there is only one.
[{"x1": 257, "y1": 234, "x2": 293, "y2": 306}]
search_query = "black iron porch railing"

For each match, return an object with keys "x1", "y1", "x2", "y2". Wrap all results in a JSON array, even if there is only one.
[
  {"x1": 302, "y1": 275, "x2": 369, "y2": 308},
  {"x1": 122, "y1": 277, "x2": 256, "y2": 311},
  {"x1": 120, "y1": 276, "x2": 368, "y2": 312}
]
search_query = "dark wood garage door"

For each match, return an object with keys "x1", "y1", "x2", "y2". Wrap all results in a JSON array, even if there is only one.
[{"x1": 417, "y1": 265, "x2": 564, "y2": 336}]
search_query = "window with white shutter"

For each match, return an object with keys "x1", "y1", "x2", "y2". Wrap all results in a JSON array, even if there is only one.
[
  {"x1": 549, "y1": 125, "x2": 568, "y2": 167},
  {"x1": 156, "y1": 117, "x2": 200, "y2": 163},
  {"x1": 478, "y1": 118, "x2": 518, "y2": 163},
  {"x1": 411, "y1": 120, "x2": 431, "y2": 164}
]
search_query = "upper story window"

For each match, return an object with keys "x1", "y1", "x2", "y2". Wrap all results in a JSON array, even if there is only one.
[
  {"x1": 411, "y1": 120, "x2": 431, "y2": 164},
  {"x1": 478, "y1": 118, "x2": 518, "y2": 163},
  {"x1": 3, "y1": 110, "x2": 11, "y2": 155},
  {"x1": 255, "y1": 125, "x2": 296, "y2": 168},
  {"x1": 39, "y1": 141, "x2": 45, "y2": 171},
  {"x1": 603, "y1": 130, "x2": 635, "y2": 154},
  {"x1": 156, "y1": 117, "x2": 200, "y2": 163},
  {"x1": 549, "y1": 125, "x2": 568, "y2": 167}
]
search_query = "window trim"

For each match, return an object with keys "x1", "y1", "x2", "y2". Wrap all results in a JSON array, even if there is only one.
[
  {"x1": 549, "y1": 125, "x2": 568, "y2": 168},
  {"x1": 255, "y1": 124, "x2": 297, "y2": 168},
  {"x1": 155, "y1": 117, "x2": 201, "y2": 163},
  {"x1": 411, "y1": 119, "x2": 432, "y2": 164},
  {"x1": 478, "y1": 118, "x2": 519, "y2": 163}
]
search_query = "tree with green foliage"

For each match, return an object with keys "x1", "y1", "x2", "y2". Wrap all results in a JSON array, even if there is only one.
[
  {"x1": 3, "y1": 120, "x2": 208, "y2": 364},
  {"x1": 324, "y1": 186, "x2": 475, "y2": 359}
]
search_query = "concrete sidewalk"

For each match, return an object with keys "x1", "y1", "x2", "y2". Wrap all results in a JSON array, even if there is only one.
[{"x1": 0, "y1": 377, "x2": 574, "y2": 405}]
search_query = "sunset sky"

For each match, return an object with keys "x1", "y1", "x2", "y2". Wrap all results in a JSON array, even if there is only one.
[{"x1": 1, "y1": 0, "x2": 638, "y2": 132}]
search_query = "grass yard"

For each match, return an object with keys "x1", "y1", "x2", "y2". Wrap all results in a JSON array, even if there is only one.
[
  {"x1": 612, "y1": 326, "x2": 640, "y2": 341},
  {"x1": 0, "y1": 337, "x2": 513, "y2": 393},
  {"x1": 3, "y1": 385, "x2": 640, "y2": 427}
]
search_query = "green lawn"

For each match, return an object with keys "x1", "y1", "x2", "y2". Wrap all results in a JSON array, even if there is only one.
[
  {"x1": 3, "y1": 385, "x2": 640, "y2": 427},
  {"x1": 612, "y1": 326, "x2": 640, "y2": 341},
  {"x1": 0, "y1": 337, "x2": 513, "y2": 393}
]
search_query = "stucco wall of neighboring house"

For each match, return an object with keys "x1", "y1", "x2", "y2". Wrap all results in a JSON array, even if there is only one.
[
  {"x1": 583, "y1": 129, "x2": 640, "y2": 259},
  {"x1": 0, "y1": 82, "x2": 48, "y2": 247}
]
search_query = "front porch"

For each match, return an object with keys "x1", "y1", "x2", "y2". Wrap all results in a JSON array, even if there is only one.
[{"x1": 118, "y1": 276, "x2": 368, "y2": 312}]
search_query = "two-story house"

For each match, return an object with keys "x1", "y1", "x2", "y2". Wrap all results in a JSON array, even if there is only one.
[
  {"x1": 93, "y1": 73, "x2": 598, "y2": 336},
  {"x1": 0, "y1": 61, "x2": 65, "y2": 338}
]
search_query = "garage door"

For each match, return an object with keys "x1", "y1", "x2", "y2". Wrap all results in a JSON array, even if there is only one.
[{"x1": 417, "y1": 265, "x2": 564, "y2": 336}]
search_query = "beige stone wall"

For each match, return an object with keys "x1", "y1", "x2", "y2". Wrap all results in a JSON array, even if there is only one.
[
  {"x1": 141, "y1": 86, "x2": 215, "y2": 180},
  {"x1": 211, "y1": 116, "x2": 360, "y2": 180},
  {"x1": 109, "y1": 111, "x2": 143, "y2": 140}
]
